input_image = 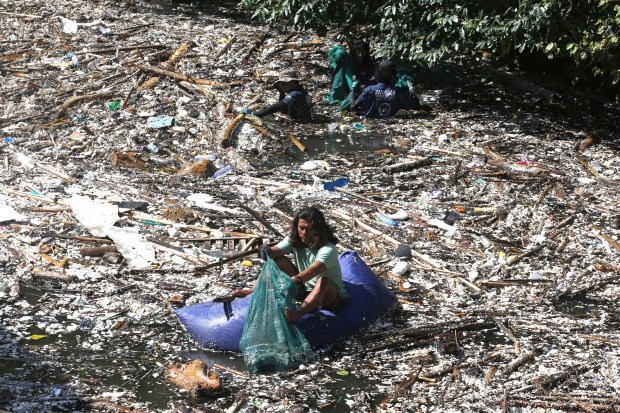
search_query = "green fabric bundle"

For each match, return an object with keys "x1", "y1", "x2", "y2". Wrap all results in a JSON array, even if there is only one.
[{"x1": 326, "y1": 45, "x2": 353, "y2": 104}]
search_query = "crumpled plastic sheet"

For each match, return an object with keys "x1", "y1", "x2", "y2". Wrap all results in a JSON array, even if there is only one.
[{"x1": 66, "y1": 195, "x2": 155, "y2": 269}]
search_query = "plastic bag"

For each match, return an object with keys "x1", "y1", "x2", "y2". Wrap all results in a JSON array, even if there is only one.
[{"x1": 239, "y1": 257, "x2": 315, "y2": 373}]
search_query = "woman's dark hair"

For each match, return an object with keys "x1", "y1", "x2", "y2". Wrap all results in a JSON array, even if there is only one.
[
  {"x1": 374, "y1": 59, "x2": 397, "y2": 84},
  {"x1": 289, "y1": 206, "x2": 338, "y2": 249}
]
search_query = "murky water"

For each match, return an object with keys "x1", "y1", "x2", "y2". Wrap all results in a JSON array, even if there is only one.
[{"x1": 2, "y1": 281, "x2": 384, "y2": 412}]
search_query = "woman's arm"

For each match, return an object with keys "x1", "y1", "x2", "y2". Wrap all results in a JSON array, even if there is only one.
[{"x1": 292, "y1": 260, "x2": 327, "y2": 285}]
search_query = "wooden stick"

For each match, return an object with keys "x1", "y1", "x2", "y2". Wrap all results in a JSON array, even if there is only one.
[
  {"x1": 0, "y1": 11, "x2": 42, "y2": 18},
  {"x1": 251, "y1": 124, "x2": 277, "y2": 139},
  {"x1": 421, "y1": 352, "x2": 501, "y2": 379},
  {"x1": 140, "y1": 41, "x2": 195, "y2": 90},
  {"x1": 34, "y1": 161, "x2": 77, "y2": 182},
  {"x1": 506, "y1": 242, "x2": 548, "y2": 266},
  {"x1": 332, "y1": 209, "x2": 440, "y2": 268},
  {"x1": 213, "y1": 362, "x2": 249, "y2": 379},
  {"x1": 592, "y1": 225, "x2": 620, "y2": 253},
  {"x1": 32, "y1": 267, "x2": 74, "y2": 282},
  {"x1": 222, "y1": 114, "x2": 245, "y2": 144},
  {"x1": 54, "y1": 90, "x2": 114, "y2": 119},
  {"x1": 334, "y1": 187, "x2": 399, "y2": 211},
  {"x1": 240, "y1": 205, "x2": 284, "y2": 238},
  {"x1": 80, "y1": 246, "x2": 119, "y2": 257},
  {"x1": 500, "y1": 349, "x2": 538, "y2": 377},
  {"x1": 150, "y1": 242, "x2": 210, "y2": 266},
  {"x1": 241, "y1": 237, "x2": 258, "y2": 252},
  {"x1": 196, "y1": 242, "x2": 277, "y2": 270},
  {"x1": 40, "y1": 254, "x2": 68, "y2": 268},
  {"x1": 91, "y1": 45, "x2": 167, "y2": 54},
  {"x1": 379, "y1": 368, "x2": 421, "y2": 408},
  {"x1": 214, "y1": 36, "x2": 237, "y2": 60},
  {"x1": 288, "y1": 133, "x2": 306, "y2": 152},
  {"x1": 575, "y1": 155, "x2": 603, "y2": 178},
  {"x1": 2, "y1": 187, "x2": 56, "y2": 203},
  {"x1": 491, "y1": 317, "x2": 521, "y2": 355},
  {"x1": 134, "y1": 63, "x2": 242, "y2": 87},
  {"x1": 243, "y1": 31, "x2": 269, "y2": 61},
  {"x1": 28, "y1": 206, "x2": 72, "y2": 212}
]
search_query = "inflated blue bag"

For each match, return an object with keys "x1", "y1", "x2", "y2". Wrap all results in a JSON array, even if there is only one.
[{"x1": 176, "y1": 250, "x2": 398, "y2": 352}]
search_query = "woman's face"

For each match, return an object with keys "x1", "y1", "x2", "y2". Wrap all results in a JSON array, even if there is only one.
[
  {"x1": 355, "y1": 47, "x2": 367, "y2": 60},
  {"x1": 297, "y1": 218, "x2": 317, "y2": 246}
]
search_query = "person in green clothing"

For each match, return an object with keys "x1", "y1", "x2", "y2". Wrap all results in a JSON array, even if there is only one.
[{"x1": 231, "y1": 207, "x2": 349, "y2": 323}]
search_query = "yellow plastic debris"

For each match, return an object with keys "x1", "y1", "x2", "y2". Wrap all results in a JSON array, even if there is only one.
[{"x1": 241, "y1": 260, "x2": 254, "y2": 267}]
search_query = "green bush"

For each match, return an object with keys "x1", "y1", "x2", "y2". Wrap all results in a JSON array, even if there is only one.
[{"x1": 239, "y1": 0, "x2": 620, "y2": 88}]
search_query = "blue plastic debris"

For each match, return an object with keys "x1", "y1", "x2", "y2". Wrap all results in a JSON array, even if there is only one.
[
  {"x1": 323, "y1": 178, "x2": 349, "y2": 191},
  {"x1": 147, "y1": 115, "x2": 175, "y2": 129}
]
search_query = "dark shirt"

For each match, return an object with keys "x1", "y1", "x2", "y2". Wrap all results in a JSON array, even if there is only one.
[
  {"x1": 353, "y1": 61, "x2": 375, "y2": 85},
  {"x1": 253, "y1": 86, "x2": 313, "y2": 122},
  {"x1": 352, "y1": 83, "x2": 420, "y2": 119}
]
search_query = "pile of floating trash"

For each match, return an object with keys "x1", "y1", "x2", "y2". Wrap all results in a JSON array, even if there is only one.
[{"x1": 1, "y1": 0, "x2": 619, "y2": 412}]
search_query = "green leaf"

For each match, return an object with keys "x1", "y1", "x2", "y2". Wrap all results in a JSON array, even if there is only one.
[{"x1": 336, "y1": 370, "x2": 350, "y2": 376}]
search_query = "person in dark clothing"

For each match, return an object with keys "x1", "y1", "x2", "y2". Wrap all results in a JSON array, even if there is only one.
[
  {"x1": 348, "y1": 39, "x2": 375, "y2": 106},
  {"x1": 351, "y1": 59, "x2": 420, "y2": 119},
  {"x1": 248, "y1": 69, "x2": 313, "y2": 122},
  {"x1": 349, "y1": 39, "x2": 374, "y2": 86}
]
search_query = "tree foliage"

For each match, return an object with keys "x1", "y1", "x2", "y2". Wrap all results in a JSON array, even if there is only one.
[{"x1": 239, "y1": 0, "x2": 620, "y2": 87}]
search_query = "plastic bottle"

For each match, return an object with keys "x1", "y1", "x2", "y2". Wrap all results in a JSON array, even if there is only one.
[
  {"x1": 211, "y1": 165, "x2": 233, "y2": 179},
  {"x1": 376, "y1": 214, "x2": 399, "y2": 227}
]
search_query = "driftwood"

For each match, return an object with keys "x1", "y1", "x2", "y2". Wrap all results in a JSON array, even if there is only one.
[
  {"x1": 379, "y1": 369, "x2": 421, "y2": 408},
  {"x1": 501, "y1": 398, "x2": 619, "y2": 412},
  {"x1": 506, "y1": 242, "x2": 549, "y2": 266},
  {"x1": 222, "y1": 114, "x2": 245, "y2": 144},
  {"x1": 134, "y1": 63, "x2": 242, "y2": 87},
  {"x1": 214, "y1": 35, "x2": 237, "y2": 60},
  {"x1": 240, "y1": 206, "x2": 283, "y2": 238},
  {"x1": 80, "y1": 246, "x2": 119, "y2": 257},
  {"x1": 243, "y1": 31, "x2": 269, "y2": 62},
  {"x1": 491, "y1": 317, "x2": 521, "y2": 354},
  {"x1": 32, "y1": 267, "x2": 75, "y2": 282},
  {"x1": 140, "y1": 41, "x2": 195, "y2": 90},
  {"x1": 54, "y1": 90, "x2": 114, "y2": 119},
  {"x1": 91, "y1": 44, "x2": 167, "y2": 54},
  {"x1": 558, "y1": 275, "x2": 620, "y2": 299},
  {"x1": 195, "y1": 242, "x2": 277, "y2": 270},
  {"x1": 40, "y1": 253, "x2": 68, "y2": 268},
  {"x1": 367, "y1": 321, "x2": 497, "y2": 352},
  {"x1": 288, "y1": 133, "x2": 306, "y2": 152},
  {"x1": 422, "y1": 352, "x2": 502, "y2": 380},
  {"x1": 382, "y1": 157, "x2": 433, "y2": 174}
]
